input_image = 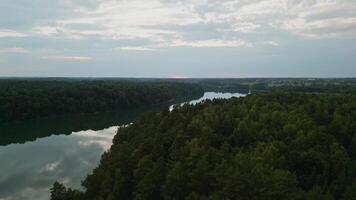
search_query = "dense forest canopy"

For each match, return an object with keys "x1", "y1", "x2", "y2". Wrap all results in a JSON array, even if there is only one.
[
  {"x1": 53, "y1": 92, "x2": 356, "y2": 199},
  {"x1": 177, "y1": 78, "x2": 356, "y2": 93},
  {"x1": 0, "y1": 79, "x2": 203, "y2": 123}
]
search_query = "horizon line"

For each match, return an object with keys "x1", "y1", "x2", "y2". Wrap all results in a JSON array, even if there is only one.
[{"x1": 1, "y1": 76, "x2": 356, "y2": 79}]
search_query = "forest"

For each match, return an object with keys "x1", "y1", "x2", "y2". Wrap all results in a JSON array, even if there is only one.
[
  {"x1": 178, "y1": 78, "x2": 356, "y2": 93},
  {"x1": 51, "y1": 92, "x2": 356, "y2": 200},
  {"x1": 0, "y1": 79, "x2": 203, "y2": 123}
]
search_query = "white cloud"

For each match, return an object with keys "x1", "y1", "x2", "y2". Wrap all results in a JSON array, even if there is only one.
[
  {"x1": 282, "y1": 16, "x2": 356, "y2": 38},
  {"x1": 0, "y1": 47, "x2": 28, "y2": 53},
  {"x1": 32, "y1": 26, "x2": 60, "y2": 36},
  {"x1": 78, "y1": 0, "x2": 201, "y2": 26},
  {"x1": 0, "y1": 30, "x2": 27, "y2": 38},
  {"x1": 263, "y1": 41, "x2": 279, "y2": 46},
  {"x1": 217, "y1": 0, "x2": 356, "y2": 38},
  {"x1": 73, "y1": 126, "x2": 118, "y2": 139},
  {"x1": 30, "y1": 0, "x2": 200, "y2": 42},
  {"x1": 2, "y1": 0, "x2": 356, "y2": 51},
  {"x1": 119, "y1": 46, "x2": 156, "y2": 51},
  {"x1": 40, "y1": 160, "x2": 62, "y2": 173},
  {"x1": 277, "y1": 0, "x2": 356, "y2": 38},
  {"x1": 41, "y1": 55, "x2": 94, "y2": 61},
  {"x1": 232, "y1": 21, "x2": 261, "y2": 33},
  {"x1": 118, "y1": 39, "x2": 252, "y2": 50},
  {"x1": 86, "y1": 1, "x2": 354, "y2": 39},
  {"x1": 171, "y1": 39, "x2": 252, "y2": 48},
  {"x1": 74, "y1": 126, "x2": 118, "y2": 150}
]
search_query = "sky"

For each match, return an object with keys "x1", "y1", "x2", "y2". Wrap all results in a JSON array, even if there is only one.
[{"x1": 0, "y1": 0, "x2": 355, "y2": 78}]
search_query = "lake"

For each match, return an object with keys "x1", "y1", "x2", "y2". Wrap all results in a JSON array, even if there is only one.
[
  {"x1": 0, "y1": 92, "x2": 245, "y2": 200},
  {"x1": 170, "y1": 91, "x2": 246, "y2": 111}
]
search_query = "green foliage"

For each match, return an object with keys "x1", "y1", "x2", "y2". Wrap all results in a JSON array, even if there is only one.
[
  {"x1": 0, "y1": 79, "x2": 203, "y2": 123},
  {"x1": 51, "y1": 182, "x2": 67, "y2": 200},
  {"x1": 55, "y1": 92, "x2": 356, "y2": 199},
  {"x1": 50, "y1": 182, "x2": 84, "y2": 200}
]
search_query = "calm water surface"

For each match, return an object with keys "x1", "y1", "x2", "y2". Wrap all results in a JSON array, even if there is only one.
[
  {"x1": 0, "y1": 92, "x2": 245, "y2": 200},
  {"x1": 170, "y1": 91, "x2": 246, "y2": 111}
]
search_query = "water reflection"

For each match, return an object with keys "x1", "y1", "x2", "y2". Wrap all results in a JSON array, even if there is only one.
[
  {"x1": 0, "y1": 108, "x2": 148, "y2": 146},
  {"x1": 0, "y1": 126, "x2": 117, "y2": 200},
  {"x1": 0, "y1": 95, "x2": 202, "y2": 200},
  {"x1": 0, "y1": 92, "x2": 244, "y2": 200}
]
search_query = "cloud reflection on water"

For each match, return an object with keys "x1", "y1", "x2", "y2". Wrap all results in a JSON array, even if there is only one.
[
  {"x1": 0, "y1": 92, "x2": 244, "y2": 200},
  {"x1": 0, "y1": 126, "x2": 118, "y2": 200}
]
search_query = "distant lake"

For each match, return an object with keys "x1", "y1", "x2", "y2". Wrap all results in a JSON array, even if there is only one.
[
  {"x1": 0, "y1": 91, "x2": 245, "y2": 200},
  {"x1": 170, "y1": 91, "x2": 246, "y2": 111}
]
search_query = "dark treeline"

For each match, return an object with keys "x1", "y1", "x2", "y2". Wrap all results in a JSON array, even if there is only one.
[
  {"x1": 0, "y1": 107, "x2": 150, "y2": 146},
  {"x1": 53, "y1": 92, "x2": 356, "y2": 199},
  {"x1": 0, "y1": 94, "x2": 198, "y2": 146},
  {"x1": 0, "y1": 79, "x2": 203, "y2": 123},
  {"x1": 177, "y1": 78, "x2": 356, "y2": 93},
  {"x1": 271, "y1": 84, "x2": 356, "y2": 94}
]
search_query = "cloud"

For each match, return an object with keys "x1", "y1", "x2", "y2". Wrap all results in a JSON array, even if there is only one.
[
  {"x1": 0, "y1": 0, "x2": 355, "y2": 78},
  {"x1": 282, "y1": 16, "x2": 356, "y2": 38},
  {"x1": 279, "y1": 1, "x2": 356, "y2": 38},
  {"x1": 2, "y1": 0, "x2": 356, "y2": 42},
  {"x1": 6, "y1": 0, "x2": 353, "y2": 49},
  {"x1": 28, "y1": 0, "x2": 200, "y2": 42},
  {"x1": 263, "y1": 41, "x2": 279, "y2": 46},
  {"x1": 0, "y1": 30, "x2": 27, "y2": 38},
  {"x1": 118, "y1": 39, "x2": 252, "y2": 50},
  {"x1": 40, "y1": 160, "x2": 62, "y2": 173},
  {"x1": 32, "y1": 26, "x2": 60, "y2": 36},
  {"x1": 45, "y1": 1, "x2": 356, "y2": 41},
  {"x1": 171, "y1": 39, "x2": 252, "y2": 48},
  {"x1": 232, "y1": 21, "x2": 261, "y2": 33},
  {"x1": 41, "y1": 55, "x2": 94, "y2": 61},
  {"x1": 0, "y1": 47, "x2": 28, "y2": 53},
  {"x1": 73, "y1": 126, "x2": 118, "y2": 139},
  {"x1": 119, "y1": 46, "x2": 156, "y2": 51},
  {"x1": 74, "y1": 126, "x2": 118, "y2": 150}
]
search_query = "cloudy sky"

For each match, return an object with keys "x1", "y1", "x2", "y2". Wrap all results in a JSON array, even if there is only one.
[{"x1": 0, "y1": 0, "x2": 355, "y2": 77}]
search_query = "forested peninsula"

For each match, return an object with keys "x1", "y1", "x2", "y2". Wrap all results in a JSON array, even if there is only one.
[
  {"x1": 0, "y1": 79, "x2": 203, "y2": 123},
  {"x1": 52, "y1": 92, "x2": 356, "y2": 200}
]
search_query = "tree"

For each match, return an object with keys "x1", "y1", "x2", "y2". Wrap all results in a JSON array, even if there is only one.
[{"x1": 50, "y1": 182, "x2": 67, "y2": 200}]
